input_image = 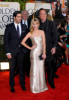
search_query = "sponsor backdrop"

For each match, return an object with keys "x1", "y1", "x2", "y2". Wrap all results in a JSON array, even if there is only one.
[{"x1": 0, "y1": 2, "x2": 20, "y2": 35}]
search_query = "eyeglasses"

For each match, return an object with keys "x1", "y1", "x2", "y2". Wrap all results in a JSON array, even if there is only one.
[{"x1": 23, "y1": 14, "x2": 28, "y2": 15}]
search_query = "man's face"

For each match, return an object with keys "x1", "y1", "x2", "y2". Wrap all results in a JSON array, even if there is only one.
[
  {"x1": 39, "y1": 10, "x2": 47, "y2": 21},
  {"x1": 14, "y1": 14, "x2": 22, "y2": 23},
  {"x1": 22, "y1": 11, "x2": 28, "y2": 20}
]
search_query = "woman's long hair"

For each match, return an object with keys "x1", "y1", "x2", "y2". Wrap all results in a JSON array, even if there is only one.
[{"x1": 30, "y1": 18, "x2": 40, "y2": 33}]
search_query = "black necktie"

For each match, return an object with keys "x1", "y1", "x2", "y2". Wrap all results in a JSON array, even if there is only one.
[
  {"x1": 17, "y1": 25, "x2": 20, "y2": 37},
  {"x1": 24, "y1": 20, "x2": 26, "y2": 24}
]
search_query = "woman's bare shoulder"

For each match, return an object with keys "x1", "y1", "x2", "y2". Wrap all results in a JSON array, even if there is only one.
[
  {"x1": 27, "y1": 32, "x2": 32, "y2": 37},
  {"x1": 39, "y1": 30, "x2": 45, "y2": 35},
  {"x1": 39, "y1": 30, "x2": 44, "y2": 33}
]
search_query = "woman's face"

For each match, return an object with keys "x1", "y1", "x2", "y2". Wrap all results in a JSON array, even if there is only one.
[
  {"x1": 32, "y1": 22, "x2": 39, "y2": 30},
  {"x1": 67, "y1": 15, "x2": 69, "y2": 20},
  {"x1": 57, "y1": 2, "x2": 60, "y2": 6}
]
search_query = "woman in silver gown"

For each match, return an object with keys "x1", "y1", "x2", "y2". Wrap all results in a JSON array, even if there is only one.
[{"x1": 21, "y1": 18, "x2": 48, "y2": 93}]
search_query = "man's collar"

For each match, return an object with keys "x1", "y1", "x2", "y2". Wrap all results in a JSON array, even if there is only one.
[
  {"x1": 14, "y1": 22, "x2": 21, "y2": 26},
  {"x1": 40, "y1": 19, "x2": 47, "y2": 24}
]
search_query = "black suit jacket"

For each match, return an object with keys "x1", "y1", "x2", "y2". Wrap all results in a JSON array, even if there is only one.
[
  {"x1": 21, "y1": 19, "x2": 31, "y2": 32},
  {"x1": 21, "y1": 19, "x2": 32, "y2": 47},
  {"x1": 4, "y1": 23, "x2": 28, "y2": 57},
  {"x1": 39, "y1": 19, "x2": 58, "y2": 62}
]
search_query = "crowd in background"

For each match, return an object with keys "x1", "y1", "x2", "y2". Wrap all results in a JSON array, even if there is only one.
[{"x1": 53, "y1": 1, "x2": 69, "y2": 66}]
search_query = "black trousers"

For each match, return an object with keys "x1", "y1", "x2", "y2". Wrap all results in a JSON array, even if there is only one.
[
  {"x1": 46, "y1": 61, "x2": 55, "y2": 84},
  {"x1": 9, "y1": 48, "x2": 25, "y2": 88},
  {"x1": 24, "y1": 51, "x2": 30, "y2": 75}
]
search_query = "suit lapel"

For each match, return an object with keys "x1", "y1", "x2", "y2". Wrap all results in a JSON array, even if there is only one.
[
  {"x1": 20, "y1": 23, "x2": 27, "y2": 38},
  {"x1": 12, "y1": 23, "x2": 19, "y2": 37},
  {"x1": 13, "y1": 23, "x2": 24, "y2": 38},
  {"x1": 27, "y1": 20, "x2": 28, "y2": 28},
  {"x1": 21, "y1": 23, "x2": 23, "y2": 36},
  {"x1": 44, "y1": 20, "x2": 50, "y2": 33}
]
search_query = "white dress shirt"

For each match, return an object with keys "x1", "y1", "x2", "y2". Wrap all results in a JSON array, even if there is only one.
[
  {"x1": 14, "y1": 22, "x2": 22, "y2": 36},
  {"x1": 22, "y1": 19, "x2": 28, "y2": 28}
]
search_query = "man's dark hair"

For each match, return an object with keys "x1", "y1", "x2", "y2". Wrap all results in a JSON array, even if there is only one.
[
  {"x1": 39, "y1": 8, "x2": 47, "y2": 15},
  {"x1": 13, "y1": 11, "x2": 21, "y2": 18}
]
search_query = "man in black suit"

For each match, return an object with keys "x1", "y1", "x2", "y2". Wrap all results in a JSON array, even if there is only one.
[
  {"x1": 4, "y1": 11, "x2": 28, "y2": 92},
  {"x1": 21, "y1": 10, "x2": 30, "y2": 32},
  {"x1": 39, "y1": 8, "x2": 58, "y2": 89},
  {"x1": 21, "y1": 10, "x2": 31, "y2": 77}
]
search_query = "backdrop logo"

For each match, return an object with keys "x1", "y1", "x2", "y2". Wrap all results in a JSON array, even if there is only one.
[
  {"x1": 0, "y1": 8, "x2": 16, "y2": 29},
  {"x1": 0, "y1": 2, "x2": 20, "y2": 35},
  {"x1": 26, "y1": 3, "x2": 52, "y2": 15}
]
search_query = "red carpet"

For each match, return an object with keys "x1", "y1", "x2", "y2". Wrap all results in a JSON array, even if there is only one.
[{"x1": 0, "y1": 64, "x2": 69, "y2": 100}]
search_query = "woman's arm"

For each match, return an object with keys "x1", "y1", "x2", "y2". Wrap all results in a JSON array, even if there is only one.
[
  {"x1": 65, "y1": 29, "x2": 69, "y2": 33},
  {"x1": 58, "y1": 42, "x2": 63, "y2": 47},
  {"x1": 21, "y1": 33, "x2": 32, "y2": 50},
  {"x1": 21, "y1": 33, "x2": 37, "y2": 50},
  {"x1": 65, "y1": 25, "x2": 69, "y2": 32},
  {"x1": 60, "y1": 34, "x2": 67, "y2": 38}
]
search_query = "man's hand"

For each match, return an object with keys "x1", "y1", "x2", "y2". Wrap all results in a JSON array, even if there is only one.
[
  {"x1": 6, "y1": 54, "x2": 12, "y2": 59},
  {"x1": 51, "y1": 48, "x2": 56, "y2": 55},
  {"x1": 42, "y1": 53, "x2": 46, "y2": 59}
]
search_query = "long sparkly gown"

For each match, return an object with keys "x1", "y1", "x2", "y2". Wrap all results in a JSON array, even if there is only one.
[{"x1": 30, "y1": 36, "x2": 48, "y2": 93}]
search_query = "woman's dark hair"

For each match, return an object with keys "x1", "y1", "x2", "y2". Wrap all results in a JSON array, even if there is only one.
[
  {"x1": 61, "y1": 20, "x2": 68, "y2": 28},
  {"x1": 13, "y1": 11, "x2": 21, "y2": 18},
  {"x1": 54, "y1": 19, "x2": 61, "y2": 27},
  {"x1": 57, "y1": 1, "x2": 60, "y2": 3}
]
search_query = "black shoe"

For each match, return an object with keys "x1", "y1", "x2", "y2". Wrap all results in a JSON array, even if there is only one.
[
  {"x1": 49, "y1": 81, "x2": 55, "y2": 89},
  {"x1": 51, "y1": 84, "x2": 55, "y2": 89},
  {"x1": 54, "y1": 74, "x2": 59, "y2": 78},
  {"x1": 21, "y1": 86, "x2": 26, "y2": 91},
  {"x1": 10, "y1": 88, "x2": 15, "y2": 93}
]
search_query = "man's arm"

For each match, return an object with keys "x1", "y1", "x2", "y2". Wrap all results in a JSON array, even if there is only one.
[
  {"x1": 4, "y1": 25, "x2": 11, "y2": 54},
  {"x1": 51, "y1": 21, "x2": 58, "y2": 55},
  {"x1": 52, "y1": 21, "x2": 58, "y2": 48}
]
